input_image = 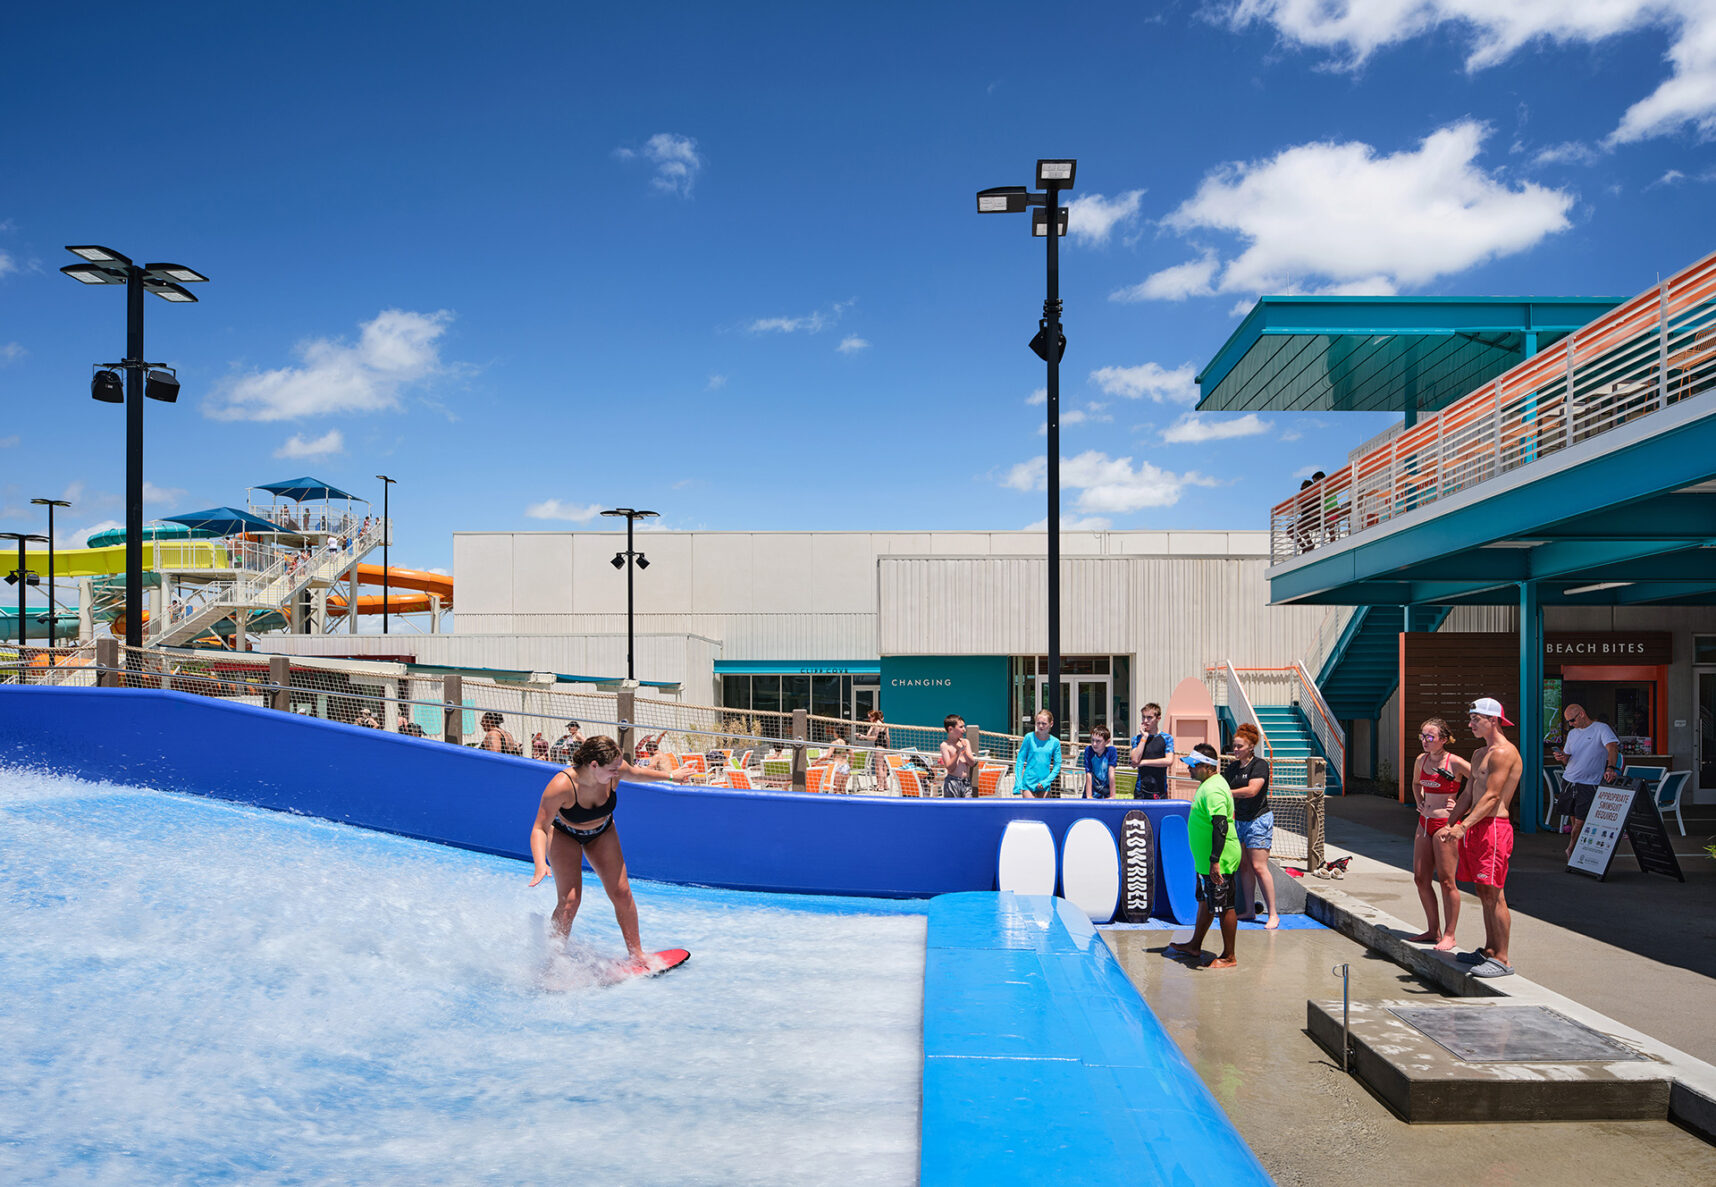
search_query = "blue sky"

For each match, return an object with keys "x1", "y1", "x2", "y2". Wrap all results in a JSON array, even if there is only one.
[{"x1": 3, "y1": 1, "x2": 1714, "y2": 580}]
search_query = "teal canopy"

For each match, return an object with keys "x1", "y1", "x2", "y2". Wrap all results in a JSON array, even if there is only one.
[
  {"x1": 163, "y1": 507, "x2": 286, "y2": 536},
  {"x1": 255, "y1": 477, "x2": 360, "y2": 502}
]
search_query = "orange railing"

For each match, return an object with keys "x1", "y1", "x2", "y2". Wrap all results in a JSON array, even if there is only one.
[{"x1": 1272, "y1": 248, "x2": 1716, "y2": 563}]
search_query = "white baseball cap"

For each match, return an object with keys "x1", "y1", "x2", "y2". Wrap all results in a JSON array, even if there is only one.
[{"x1": 1468, "y1": 697, "x2": 1515, "y2": 726}]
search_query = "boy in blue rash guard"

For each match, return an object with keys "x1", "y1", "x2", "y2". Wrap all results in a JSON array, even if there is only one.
[
  {"x1": 1165, "y1": 744, "x2": 1242, "y2": 969},
  {"x1": 1080, "y1": 725, "x2": 1117, "y2": 799},
  {"x1": 1015, "y1": 709, "x2": 1063, "y2": 798}
]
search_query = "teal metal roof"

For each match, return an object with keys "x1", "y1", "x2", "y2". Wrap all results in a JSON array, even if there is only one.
[{"x1": 1196, "y1": 296, "x2": 1620, "y2": 416}]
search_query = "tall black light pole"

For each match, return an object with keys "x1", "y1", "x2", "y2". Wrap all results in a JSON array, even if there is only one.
[
  {"x1": 376, "y1": 475, "x2": 396, "y2": 634},
  {"x1": 977, "y1": 159, "x2": 1075, "y2": 728},
  {"x1": 2, "y1": 533, "x2": 47, "y2": 647},
  {"x1": 30, "y1": 498, "x2": 72, "y2": 644},
  {"x1": 61, "y1": 246, "x2": 206, "y2": 649},
  {"x1": 601, "y1": 507, "x2": 658, "y2": 681}
]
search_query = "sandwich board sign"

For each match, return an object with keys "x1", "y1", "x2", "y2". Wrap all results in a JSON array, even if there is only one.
[{"x1": 1567, "y1": 777, "x2": 1685, "y2": 882}]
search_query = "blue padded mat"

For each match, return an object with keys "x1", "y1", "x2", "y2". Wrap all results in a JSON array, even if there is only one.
[
  {"x1": 920, "y1": 891, "x2": 1272, "y2": 1186},
  {"x1": 1155, "y1": 812, "x2": 1197, "y2": 925}
]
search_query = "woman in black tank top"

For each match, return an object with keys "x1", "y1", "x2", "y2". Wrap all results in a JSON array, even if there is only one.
[{"x1": 528, "y1": 735, "x2": 685, "y2": 962}]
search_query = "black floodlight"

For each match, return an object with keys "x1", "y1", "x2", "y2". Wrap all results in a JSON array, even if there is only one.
[
  {"x1": 66, "y1": 245, "x2": 132, "y2": 265},
  {"x1": 141, "y1": 276, "x2": 197, "y2": 302},
  {"x1": 1036, "y1": 159, "x2": 1076, "y2": 189},
  {"x1": 611, "y1": 552, "x2": 626, "y2": 569},
  {"x1": 635, "y1": 554, "x2": 649, "y2": 570},
  {"x1": 1029, "y1": 319, "x2": 1066, "y2": 363},
  {"x1": 144, "y1": 368, "x2": 180, "y2": 403},
  {"x1": 61, "y1": 262, "x2": 127, "y2": 285},
  {"x1": 1032, "y1": 207, "x2": 1069, "y2": 237},
  {"x1": 91, "y1": 369, "x2": 124, "y2": 403},
  {"x1": 144, "y1": 263, "x2": 210, "y2": 284},
  {"x1": 6, "y1": 571, "x2": 43, "y2": 587},
  {"x1": 976, "y1": 185, "x2": 1029, "y2": 214}
]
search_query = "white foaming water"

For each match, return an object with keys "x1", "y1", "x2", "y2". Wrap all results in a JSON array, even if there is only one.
[{"x1": 0, "y1": 767, "x2": 925, "y2": 1185}]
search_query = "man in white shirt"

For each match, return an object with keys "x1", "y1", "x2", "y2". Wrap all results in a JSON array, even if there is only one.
[{"x1": 1552, "y1": 703, "x2": 1620, "y2": 859}]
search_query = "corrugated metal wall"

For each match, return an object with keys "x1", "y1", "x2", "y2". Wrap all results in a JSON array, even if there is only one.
[{"x1": 879, "y1": 554, "x2": 1328, "y2": 704}]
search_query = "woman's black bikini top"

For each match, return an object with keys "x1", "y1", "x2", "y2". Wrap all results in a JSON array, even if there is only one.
[{"x1": 558, "y1": 786, "x2": 618, "y2": 825}]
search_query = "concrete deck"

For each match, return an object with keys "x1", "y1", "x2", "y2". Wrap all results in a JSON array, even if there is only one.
[{"x1": 1102, "y1": 923, "x2": 1716, "y2": 1186}]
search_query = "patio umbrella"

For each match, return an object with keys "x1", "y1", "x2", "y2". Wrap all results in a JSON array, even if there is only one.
[
  {"x1": 254, "y1": 477, "x2": 360, "y2": 503},
  {"x1": 162, "y1": 507, "x2": 287, "y2": 537}
]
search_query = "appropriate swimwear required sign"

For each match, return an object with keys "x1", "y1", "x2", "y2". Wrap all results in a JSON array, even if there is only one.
[
  {"x1": 1568, "y1": 785, "x2": 1635, "y2": 877},
  {"x1": 1567, "y1": 778, "x2": 1685, "y2": 882}
]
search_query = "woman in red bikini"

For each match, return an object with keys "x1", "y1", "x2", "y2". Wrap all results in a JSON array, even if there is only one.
[{"x1": 1411, "y1": 718, "x2": 1469, "y2": 951}]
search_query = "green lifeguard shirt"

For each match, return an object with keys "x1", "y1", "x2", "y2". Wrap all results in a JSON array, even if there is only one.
[{"x1": 1188, "y1": 772, "x2": 1242, "y2": 875}]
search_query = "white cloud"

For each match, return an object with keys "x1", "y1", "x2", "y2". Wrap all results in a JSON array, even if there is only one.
[
  {"x1": 1002, "y1": 450, "x2": 1218, "y2": 514},
  {"x1": 1147, "y1": 121, "x2": 1571, "y2": 297},
  {"x1": 1112, "y1": 252, "x2": 1219, "y2": 302},
  {"x1": 1022, "y1": 515, "x2": 1115, "y2": 531},
  {"x1": 0, "y1": 342, "x2": 23, "y2": 365},
  {"x1": 1026, "y1": 387, "x2": 1047, "y2": 405},
  {"x1": 67, "y1": 519, "x2": 124, "y2": 548},
  {"x1": 1089, "y1": 362, "x2": 1199, "y2": 404},
  {"x1": 1159, "y1": 411, "x2": 1274, "y2": 443},
  {"x1": 618, "y1": 133, "x2": 705, "y2": 198},
  {"x1": 836, "y1": 334, "x2": 870, "y2": 354},
  {"x1": 143, "y1": 482, "x2": 185, "y2": 506},
  {"x1": 0, "y1": 251, "x2": 14, "y2": 279},
  {"x1": 1530, "y1": 140, "x2": 1600, "y2": 167},
  {"x1": 1648, "y1": 168, "x2": 1687, "y2": 188},
  {"x1": 748, "y1": 299, "x2": 852, "y2": 335},
  {"x1": 206, "y1": 309, "x2": 452, "y2": 422},
  {"x1": 1292, "y1": 464, "x2": 1320, "y2": 479},
  {"x1": 1066, "y1": 190, "x2": 1145, "y2": 245},
  {"x1": 0, "y1": 434, "x2": 16, "y2": 448},
  {"x1": 706, "y1": 374, "x2": 728, "y2": 390},
  {"x1": 1034, "y1": 403, "x2": 1115, "y2": 435},
  {"x1": 1224, "y1": 1, "x2": 1716, "y2": 145},
  {"x1": 274, "y1": 429, "x2": 346, "y2": 459},
  {"x1": 524, "y1": 499, "x2": 605, "y2": 522}
]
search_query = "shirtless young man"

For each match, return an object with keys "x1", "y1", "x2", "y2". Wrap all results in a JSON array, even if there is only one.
[
  {"x1": 939, "y1": 714, "x2": 977, "y2": 798},
  {"x1": 1437, "y1": 697, "x2": 1521, "y2": 978}
]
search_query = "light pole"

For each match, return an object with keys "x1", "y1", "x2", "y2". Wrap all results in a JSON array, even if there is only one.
[
  {"x1": 600, "y1": 508, "x2": 658, "y2": 682},
  {"x1": 375, "y1": 475, "x2": 396, "y2": 634},
  {"x1": 977, "y1": 159, "x2": 1075, "y2": 728},
  {"x1": 30, "y1": 498, "x2": 72, "y2": 644},
  {"x1": 1, "y1": 533, "x2": 47, "y2": 647},
  {"x1": 61, "y1": 246, "x2": 206, "y2": 649}
]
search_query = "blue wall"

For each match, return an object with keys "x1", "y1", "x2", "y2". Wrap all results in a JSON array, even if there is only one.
[
  {"x1": 880, "y1": 654, "x2": 1009, "y2": 734},
  {"x1": 0, "y1": 685, "x2": 1188, "y2": 903}
]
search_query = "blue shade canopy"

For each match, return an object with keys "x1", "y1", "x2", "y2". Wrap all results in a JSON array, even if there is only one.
[
  {"x1": 254, "y1": 477, "x2": 360, "y2": 502},
  {"x1": 1196, "y1": 296, "x2": 1622, "y2": 417},
  {"x1": 162, "y1": 507, "x2": 286, "y2": 536}
]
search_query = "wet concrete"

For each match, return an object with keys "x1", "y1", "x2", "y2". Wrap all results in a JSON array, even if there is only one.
[
  {"x1": 1102, "y1": 925, "x2": 1716, "y2": 1186},
  {"x1": 1322, "y1": 795, "x2": 1716, "y2": 1066}
]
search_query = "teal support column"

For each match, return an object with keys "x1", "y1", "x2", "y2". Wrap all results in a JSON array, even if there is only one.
[{"x1": 1518, "y1": 580, "x2": 1543, "y2": 834}]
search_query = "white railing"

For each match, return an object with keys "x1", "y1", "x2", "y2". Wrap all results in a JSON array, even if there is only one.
[
  {"x1": 1221, "y1": 661, "x2": 1269, "y2": 760},
  {"x1": 246, "y1": 504, "x2": 376, "y2": 539},
  {"x1": 1271, "y1": 248, "x2": 1716, "y2": 564},
  {"x1": 148, "y1": 519, "x2": 386, "y2": 645}
]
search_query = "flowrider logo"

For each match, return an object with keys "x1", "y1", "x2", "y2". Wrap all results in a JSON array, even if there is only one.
[{"x1": 1119, "y1": 812, "x2": 1153, "y2": 922}]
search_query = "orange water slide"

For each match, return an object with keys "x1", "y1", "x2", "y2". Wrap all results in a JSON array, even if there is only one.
[{"x1": 326, "y1": 564, "x2": 453, "y2": 617}]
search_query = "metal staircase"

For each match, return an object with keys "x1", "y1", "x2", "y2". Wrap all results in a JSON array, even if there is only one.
[
  {"x1": 1253, "y1": 705, "x2": 1342, "y2": 793},
  {"x1": 1317, "y1": 604, "x2": 1450, "y2": 722}
]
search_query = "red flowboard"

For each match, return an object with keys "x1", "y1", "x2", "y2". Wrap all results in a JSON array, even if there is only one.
[{"x1": 609, "y1": 948, "x2": 691, "y2": 982}]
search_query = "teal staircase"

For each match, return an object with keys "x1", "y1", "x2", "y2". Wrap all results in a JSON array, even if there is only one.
[
  {"x1": 1318, "y1": 605, "x2": 1450, "y2": 721},
  {"x1": 1254, "y1": 705, "x2": 1342, "y2": 793}
]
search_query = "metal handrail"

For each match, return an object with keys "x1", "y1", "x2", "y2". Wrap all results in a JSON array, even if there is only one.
[
  {"x1": 1293, "y1": 659, "x2": 1346, "y2": 779},
  {"x1": 1270, "y1": 247, "x2": 1716, "y2": 564},
  {"x1": 1221, "y1": 661, "x2": 1270, "y2": 760}
]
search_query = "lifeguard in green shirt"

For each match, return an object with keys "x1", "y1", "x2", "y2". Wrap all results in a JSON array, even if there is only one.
[{"x1": 1166, "y1": 744, "x2": 1242, "y2": 969}]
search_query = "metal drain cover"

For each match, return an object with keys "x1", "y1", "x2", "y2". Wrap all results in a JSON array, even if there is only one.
[{"x1": 1386, "y1": 1005, "x2": 1647, "y2": 1063}]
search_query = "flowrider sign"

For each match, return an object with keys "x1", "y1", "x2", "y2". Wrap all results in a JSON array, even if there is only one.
[{"x1": 1567, "y1": 778, "x2": 1685, "y2": 882}]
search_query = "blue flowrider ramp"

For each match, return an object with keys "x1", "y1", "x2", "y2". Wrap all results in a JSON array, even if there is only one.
[
  {"x1": 920, "y1": 892, "x2": 1271, "y2": 1185},
  {"x1": 1156, "y1": 812, "x2": 1198, "y2": 925}
]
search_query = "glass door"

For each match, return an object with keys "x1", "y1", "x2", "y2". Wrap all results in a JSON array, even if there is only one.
[
  {"x1": 851, "y1": 684, "x2": 879, "y2": 724},
  {"x1": 1031, "y1": 676, "x2": 1111, "y2": 745},
  {"x1": 1697, "y1": 672, "x2": 1716, "y2": 804}
]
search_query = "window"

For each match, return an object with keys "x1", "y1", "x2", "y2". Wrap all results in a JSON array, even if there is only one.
[
  {"x1": 1696, "y1": 635, "x2": 1716, "y2": 664},
  {"x1": 721, "y1": 676, "x2": 750, "y2": 712}
]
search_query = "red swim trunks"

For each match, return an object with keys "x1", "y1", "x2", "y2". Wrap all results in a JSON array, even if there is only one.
[
  {"x1": 1420, "y1": 815, "x2": 1452, "y2": 836},
  {"x1": 1456, "y1": 816, "x2": 1514, "y2": 887}
]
